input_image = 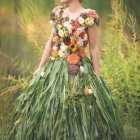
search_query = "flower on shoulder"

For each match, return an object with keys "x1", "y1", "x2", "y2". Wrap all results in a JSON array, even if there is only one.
[
  {"x1": 52, "y1": 5, "x2": 62, "y2": 14},
  {"x1": 88, "y1": 10, "x2": 97, "y2": 18},
  {"x1": 67, "y1": 54, "x2": 79, "y2": 65},
  {"x1": 85, "y1": 17, "x2": 94, "y2": 26}
]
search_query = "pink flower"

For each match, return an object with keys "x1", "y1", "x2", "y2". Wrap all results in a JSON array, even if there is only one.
[{"x1": 88, "y1": 11, "x2": 97, "y2": 18}]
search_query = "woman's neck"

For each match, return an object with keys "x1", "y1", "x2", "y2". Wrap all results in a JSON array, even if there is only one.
[{"x1": 68, "y1": 0, "x2": 82, "y2": 13}]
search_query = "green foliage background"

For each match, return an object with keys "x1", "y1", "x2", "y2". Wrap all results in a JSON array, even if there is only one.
[{"x1": 0, "y1": 0, "x2": 140, "y2": 139}]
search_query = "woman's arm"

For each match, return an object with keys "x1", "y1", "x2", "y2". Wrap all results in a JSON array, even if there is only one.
[
  {"x1": 33, "y1": 28, "x2": 54, "y2": 76},
  {"x1": 87, "y1": 25, "x2": 100, "y2": 76},
  {"x1": 37, "y1": 28, "x2": 54, "y2": 68}
]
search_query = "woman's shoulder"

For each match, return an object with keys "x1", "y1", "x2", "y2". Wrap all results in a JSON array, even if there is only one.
[
  {"x1": 49, "y1": 5, "x2": 63, "y2": 22},
  {"x1": 85, "y1": 8, "x2": 99, "y2": 17},
  {"x1": 82, "y1": 8, "x2": 100, "y2": 26},
  {"x1": 51, "y1": 5, "x2": 63, "y2": 13}
]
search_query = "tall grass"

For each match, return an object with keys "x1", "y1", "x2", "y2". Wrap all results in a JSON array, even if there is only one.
[{"x1": 100, "y1": 0, "x2": 140, "y2": 139}]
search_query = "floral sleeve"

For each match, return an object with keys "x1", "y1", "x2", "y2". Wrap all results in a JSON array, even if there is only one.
[
  {"x1": 84, "y1": 9, "x2": 100, "y2": 27},
  {"x1": 49, "y1": 5, "x2": 62, "y2": 26}
]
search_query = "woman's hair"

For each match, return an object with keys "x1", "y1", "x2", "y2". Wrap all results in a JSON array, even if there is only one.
[{"x1": 79, "y1": 0, "x2": 83, "y2": 3}]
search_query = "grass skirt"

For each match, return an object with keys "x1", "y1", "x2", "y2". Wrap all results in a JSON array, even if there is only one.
[{"x1": 5, "y1": 56, "x2": 124, "y2": 140}]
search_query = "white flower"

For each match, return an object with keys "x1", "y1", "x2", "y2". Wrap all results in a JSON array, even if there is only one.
[
  {"x1": 78, "y1": 17, "x2": 85, "y2": 24},
  {"x1": 58, "y1": 30, "x2": 65, "y2": 37},
  {"x1": 85, "y1": 9, "x2": 92, "y2": 13},
  {"x1": 60, "y1": 43, "x2": 68, "y2": 51},
  {"x1": 64, "y1": 21, "x2": 72, "y2": 30},
  {"x1": 50, "y1": 56, "x2": 55, "y2": 60},
  {"x1": 80, "y1": 66, "x2": 84, "y2": 72},
  {"x1": 83, "y1": 34, "x2": 88, "y2": 41},
  {"x1": 68, "y1": 29, "x2": 73, "y2": 34},
  {"x1": 67, "y1": 24, "x2": 72, "y2": 30},
  {"x1": 58, "y1": 50, "x2": 64, "y2": 57},
  {"x1": 49, "y1": 20, "x2": 54, "y2": 25},
  {"x1": 53, "y1": 6, "x2": 62, "y2": 13},
  {"x1": 53, "y1": 29, "x2": 57, "y2": 34},
  {"x1": 64, "y1": 21, "x2": 70, "y2": 27},
  {"x1": 52, "y1": 46, "x2": 57, "y2": 50},
  {"x1": 77, "y1": 38, "x2": 84, "y2": 47},
  {"x1": 40, "y1": 72, "x2": 45, "y2": 77},
  {"x1": 76, "y1": 27, "x2": 84, "y2": 35},
  {"x1": 57, "y1": 24, "x2": 63, "y2": 29},
  {"x1": 88, "y1": 88, "x2": 93, "y2": 94}
]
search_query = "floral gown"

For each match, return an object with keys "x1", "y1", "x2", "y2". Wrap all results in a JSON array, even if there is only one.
[{"x1": 5, "y1": 5, "x2": 124, "y2": 140}]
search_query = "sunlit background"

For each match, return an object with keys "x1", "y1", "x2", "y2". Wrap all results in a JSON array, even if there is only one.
[{"x1": 0, "y1": 0, "x2": 140, "y2": 139}]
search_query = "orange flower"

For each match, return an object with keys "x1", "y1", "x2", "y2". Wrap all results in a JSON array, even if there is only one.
[
  {"x1": 78, "y1": 49, "x2": 86, "y2": 57},
  {"x1": 71, "y1": 45, "x2": 78, "y2": 52},
  {"x1": 67, "y1": 54, "x2": 79, "y2": 64},
  {"x1": 51, "y1": 50, "x2": 58, "y2": 58},
  {"x1": 70, "y1": 40, "x2": 78, "y2": 52}
]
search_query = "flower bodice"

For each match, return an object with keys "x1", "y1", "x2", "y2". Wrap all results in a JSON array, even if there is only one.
[{"x1": 48, "y1": 5, "x2": 99, "y2": 74}]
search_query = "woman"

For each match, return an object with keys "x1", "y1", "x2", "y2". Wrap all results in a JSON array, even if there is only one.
[{"x1": 5, "y1": 0, "x2": 125, "y2": 140}]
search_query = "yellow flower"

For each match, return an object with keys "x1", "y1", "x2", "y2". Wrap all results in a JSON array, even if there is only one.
[
  {"x1": 70, "y1": 40, "x2": 78, "y2": 52},
  {"x1": 84, "y1": 86, "x2": 93, "y2": 96},
  {"x1": 85, "y1": 17, "x2": 94, "y2": 26},
  {"x1": 51, "y1": 50, "x2": 58, "y2": 58}
]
